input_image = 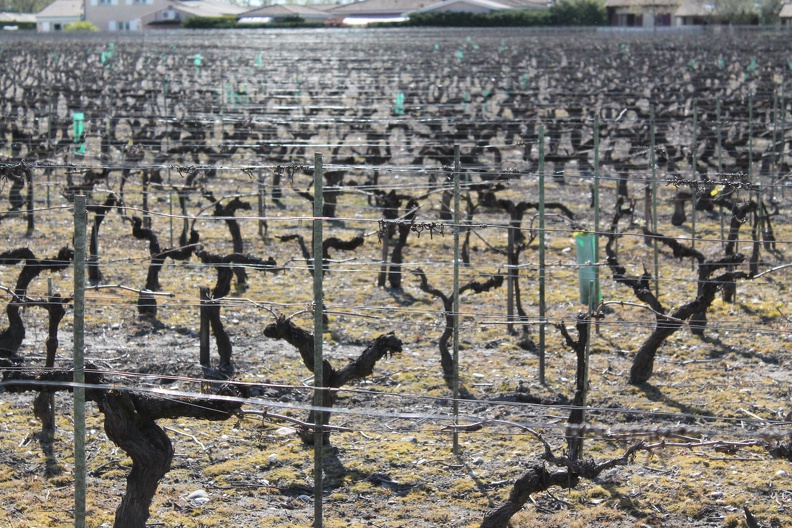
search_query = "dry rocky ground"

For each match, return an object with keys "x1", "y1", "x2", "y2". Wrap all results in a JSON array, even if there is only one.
[{"x1": 0, "y1": 167, "x2": 791, "y2": 528}]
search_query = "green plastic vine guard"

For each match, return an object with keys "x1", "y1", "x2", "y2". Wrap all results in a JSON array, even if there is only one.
[
  {"x1": 457, "y1": 49, "x2": 464, "y2": 62},
  {"x1": 101, "y1": 42, "x2": 114, "y2": 67},
  {"x1": 718, "y1": 58, "x2": 724, "y2": 69},
  {"x1": 575, "y1": 232, "x2": 599, "y2": 305},
  {"x1": 236, "y1": 84, "x2": 248, "y2": 106},
  {"x1": 689, "y1": 59, "x2": 696, "y2": 70},
  {"x1": 73, "y1": 112, "x2": 85, "y2": 155},
  {"x1": 394, "y1": 92, "x2": 405, "y2": 115},
  {"x1": 256, "y1": 53, "x2": 262, "y2": 68}
]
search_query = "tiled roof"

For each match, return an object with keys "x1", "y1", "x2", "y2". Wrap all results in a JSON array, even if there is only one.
[
  {"x1": 169, "y1": 0, "x2": 247, "y2": 17},
  {"x1": 415, "y1": 0, "x2": 546, "y2": 12},
  {"x1": 674, "y1": 0, "x2": 714, "y2": 17},
  {"x1": 605, "y1": 0, "x2": 680, "y2": 7},
  {"x1": 329, "y1": 0, "x2": 545, "y2": 15},
  {"x1": 495, "y1": 0, "x2": 548, "y2": 8},
  {"x1": 329, "y1": 0, "x2": 436, "y2": 15},
  {"x1": 0, "y1": 11, "x2": 36, "y2": 22},
  {"x1": 780, "y1": 3, "x2": 792, "y2": 18},
  {"x1": 242, "y1": 4, "x2": 332, "y2": 17},
  {"x1": 37, "y1": 0, "x2": 82, "y2": 18}
]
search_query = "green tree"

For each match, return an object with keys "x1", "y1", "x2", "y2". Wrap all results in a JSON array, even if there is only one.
[
  {"x1": 1, "y1": 0, "x2": 51, "y2": 13},
  {"x1": 714, "y1": 0, "x2": 783, "y2": 23},
  {"x1": 65, "y1": 20, "x2": 99, "y2": 31},
  {"x1": 549, "y1": 0, "x2": 608, "y2": 26}
]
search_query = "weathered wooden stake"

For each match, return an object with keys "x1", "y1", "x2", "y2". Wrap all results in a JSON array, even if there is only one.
[
  {"x1": 258, "y1": 167, "x2": 267, "y2": 242},
  {"x1": 593, "y1": 115, "x2": 601, "y2": 335},
  {"x1": 650, "y1": 106, "x2": 659, "y2": 298},
  {"x1": 169, "y1": 189, "x2": 174, "y2": 247},
  {"x1": 46, "y1": 277, "x2": 55, "y2": 441},
  {"x1": 199, "y1": 286, "x2": 210, "y2": 369},
  {"x1": 25, "y1": 164, "x2": 34, "y2": 237},
  {"x1": 47, "y1": 82, "x2": 52, "y2": 208},
  {"x1": 506, "y1": 225, "x2": 514, "y2": 335},
  {"x1": 771, "y1": 90, "x2": 778, "y2": 205},
  {"x1": 73, "y1": 195, "x2": 87, "y2": 528},
  {"x1": 538, "y1": 126, "x2": 546, "y2": 385},
  {"x1": 691, "y1": 104, "x2": 698, "y2": 270},
  {"x1": 579, "y1": 279, "x2": 595, "y2": 458},
  {"x1": 781, "y1": 80, "x2": 786, "y2": 200},
  {"x1": 717, "y1": 99, "x2": 725, "y2": 249},
  {"x1": 312, "y1": 153, "x2": 324, "y2": 528},
  {"x1": 452, "y1": 145, "x2": 461, "y2": 456},
  {"x1": 749, "y1": 91, "x2": 756, "y2": 218}
]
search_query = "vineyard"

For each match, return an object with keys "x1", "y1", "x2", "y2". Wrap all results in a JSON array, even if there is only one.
[{"x1": 1, "y1": 26, "x2": 791, "y2": 528}]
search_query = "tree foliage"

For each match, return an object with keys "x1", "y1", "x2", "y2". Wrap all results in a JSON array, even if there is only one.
[
  {"x1": 407, "y1": 9, "x2": 553, "y2": 27},
  {"x1": 714, "y1": 0, "x2": 784, "y2": 23},
  {"x1": 65, "y1": 20, "x2": 98, "y2": 31},
  {"x1": 549, "y1": 0, "x2": 608, "y2": 26},
  {"x1": 407, "y1": 1, "x2": 607, "y2": 27},
  {"x1": 0, "y1": 0, "x2": 49, "y2": 14}
]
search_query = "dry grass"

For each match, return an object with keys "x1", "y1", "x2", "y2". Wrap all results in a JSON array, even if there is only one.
[{"x1": 1, "y1": 137, "x2": 791, "y2": 528}]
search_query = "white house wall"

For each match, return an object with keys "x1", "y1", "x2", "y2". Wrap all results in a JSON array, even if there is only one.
[{"x1": 85, "y1": 0, "x2": 164, "y2": 30}]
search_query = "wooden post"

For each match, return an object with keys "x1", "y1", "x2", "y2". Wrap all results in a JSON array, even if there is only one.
[
  {"x1": 579, "y1": 279, "x2": 595, "y2": 458},
  {"x1": 538, "y1": 126, "x2": 546, "y2": 386},
  {"x1": 142, "y1": 173, "x2": 151, "y2": 230},
  {"x1": 593, "y1": 115, "x2": 601, "y2": 334},
  {"x1": 452, "y1": 145, "x2": 461, "y2": 456},
  {"x1": 45, "y1": 277, "x2": 55, "y2": 450},
  {"x1": 47, "y1": 82, "x2": 52, "y2": 209},
  {"x1": 717, "y1": 99, "x2": 725, "y2": 249},
  {"x1": 506, "y1": 225, "x2": 514, "y2": 335},
  {"x1": 691, "y1": 104, "x2": 698, "y2": 269},
  {"x1": 749, "y1": 91, "x2": 755, "y2": 213},
  {"x1": 312, "y1": 153, "x2": 324, "y2": 528},
  {"x1": 771, "y1": 90, "x2": 778, "y2": 205},
  {"x1": 72, "y1": 195, "x2": 87, "y2": 528},
  {"x1": 25, "y1": 164, "x2": 34, "y2": 237},
  {"x1": 258, "y1": 167, "x2": 267, "y2": 242},
  {"x1": 169, "y1": 189, "x2": 174, "y2": 247},
  {"x1": 199, "y1": 287, "x2": 211, "y2": 369},
  {"x1": 781, "y1": 81, "x2": 786, "y2": 200},
  {"x1": 651, "y1": 106, "x2": 659, "y2": 298}
]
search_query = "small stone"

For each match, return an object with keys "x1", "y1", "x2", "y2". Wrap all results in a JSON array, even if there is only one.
[
  {"x1": 188, "y1": 489, "x2": 209, "y2": 500},
  {"x1": 472, "y1": 373, "x2": 485, "y2": 379},
  {"x1": 274, "y1": 426, "x2": 296, "y2": 436},
  {"x1": 472, "y1": 457, "x2": 484, "y2": 465},
  {"x1": 401, "y1": 436, "x2": 418, "y2": 444},
  {"x1": 710, "y1": 491, "x2": 724, "y2": 499},
  {"x1": 268, "y1": 453, "x2": 278, "y2": 461},
  {"x1": 298, "y1": 494, "x2": 311, "y2": 502},
  {"x1": 776, "y1": 470, "x2": 787, "y2": 477}
]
